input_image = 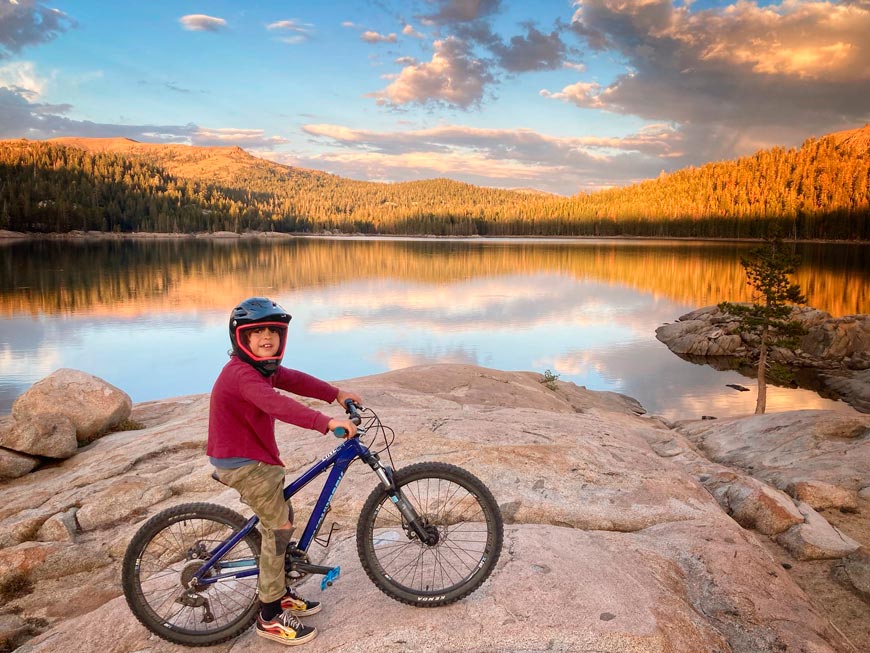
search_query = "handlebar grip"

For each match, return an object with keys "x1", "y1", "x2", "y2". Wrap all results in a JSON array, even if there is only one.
[
  {"x1": 343, "y1": 398, "x2": 362, "y2": 425},
  {"x1": 333, "y1": 427, "x2": 347, "y2": 439}
]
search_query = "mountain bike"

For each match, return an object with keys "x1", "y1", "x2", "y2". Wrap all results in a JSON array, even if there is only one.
[{"x1": 121, "y1": 401, "x2": 503, "y2": 646}]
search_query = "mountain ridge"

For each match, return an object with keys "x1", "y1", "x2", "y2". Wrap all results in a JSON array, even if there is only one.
[
  {"x1": 45, "y1": 125, "x2": 870, "y2": 198},
  {"x1": 2, "y1": 124, "x2": 868, "y2": 240}
]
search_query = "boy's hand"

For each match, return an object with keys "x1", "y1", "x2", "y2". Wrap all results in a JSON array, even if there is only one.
[
  {"x1": 336, "y1": 389, "x2": 363, "y2": 409},
  {"x1": 328, "y1": 418, "x2": 357, "y2": 439}
]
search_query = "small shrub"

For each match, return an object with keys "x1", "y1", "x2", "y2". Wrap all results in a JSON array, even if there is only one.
[{"x1": 540, "y1": 369, "x2": 560, "y2": 391}]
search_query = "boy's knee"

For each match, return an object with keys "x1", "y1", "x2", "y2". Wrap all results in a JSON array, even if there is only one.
[{"x1": 273, "y1": 524, "x2": 294, "y2": 556}]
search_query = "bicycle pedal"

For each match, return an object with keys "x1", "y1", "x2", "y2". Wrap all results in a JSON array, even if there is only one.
[{"x1": 320, "y1": 566, "x2": 340, "y2": 591}]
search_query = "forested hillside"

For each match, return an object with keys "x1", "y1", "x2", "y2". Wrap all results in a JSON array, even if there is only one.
[{"x1": 1, "y1": 125, "x2": 868, "y2": 240}]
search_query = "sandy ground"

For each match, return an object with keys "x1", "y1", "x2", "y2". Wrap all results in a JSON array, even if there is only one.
[{"x1": 760, "y1": 498, "x2": 869, "y2": 653}]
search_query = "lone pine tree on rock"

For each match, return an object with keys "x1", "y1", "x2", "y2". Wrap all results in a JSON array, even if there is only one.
[{"x1": 719, "y1": 236, "x2": 807, "y2": 414}]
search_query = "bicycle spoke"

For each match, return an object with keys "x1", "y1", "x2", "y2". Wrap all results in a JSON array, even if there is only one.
[{"x1": 367, "y1": 472, "x2": 493, "y2": 595}]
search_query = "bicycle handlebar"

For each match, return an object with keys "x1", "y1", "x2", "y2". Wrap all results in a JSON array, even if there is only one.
[
  {"x1": 332, "y1": 399, "x2": 364, "y2": 438},
  {"x1": 344, "y1": 399, "x2": 363, "y2": 425}
]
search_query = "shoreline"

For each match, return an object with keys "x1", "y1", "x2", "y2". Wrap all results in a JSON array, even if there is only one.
[{"x1": 1, "y1": 228, "x2": 868, "y2": 245}]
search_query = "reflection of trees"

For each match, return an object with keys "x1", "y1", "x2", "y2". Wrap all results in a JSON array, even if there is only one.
[
  {"x1": 672, "y1": 351, "x2": 849, "y2": 407},
  {"x1": 1, "y1": 239, "x2": 866, "y2": 317}
]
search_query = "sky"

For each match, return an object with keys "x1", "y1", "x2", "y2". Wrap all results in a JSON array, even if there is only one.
[{"x1": 0, "y1": 1, "x2": 868, "y2": 196}]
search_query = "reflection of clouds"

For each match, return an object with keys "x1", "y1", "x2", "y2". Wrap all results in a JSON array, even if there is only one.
[
  {"x1": 303, "y1": 275, "x2": 664, "y2": 336},
  {"x1": 545, "y1": 350, "x2": 601, "y2": 377},
  {"x1": 0, "y1": 317, "x2": 63, "y2": 379},
  {"x1": 373, "y1": 347, "x2": 479, "y2": 370},
  {"x1": 0, "y1": 343, "x2": 61, "y2": 384},
  {"x1": 547, "y1": 338, "x2": 855, "y2": 420}
]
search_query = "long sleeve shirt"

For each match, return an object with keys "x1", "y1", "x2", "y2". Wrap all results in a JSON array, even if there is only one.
[{"x1": 207, "y1": 356, "x2": 339, "y2": 466}]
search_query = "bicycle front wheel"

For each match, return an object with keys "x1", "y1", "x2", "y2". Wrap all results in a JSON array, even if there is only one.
[
  {"x1": 121, "y1": 503, "x2": 261, "y2": 646},
  {"x1": 356, "y1": 462, "x2": 503, "y2": 607}
]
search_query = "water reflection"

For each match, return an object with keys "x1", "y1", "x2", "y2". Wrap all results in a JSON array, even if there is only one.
[{"x1": 1, "y1": 237, "x2": 866, "y2": 420}]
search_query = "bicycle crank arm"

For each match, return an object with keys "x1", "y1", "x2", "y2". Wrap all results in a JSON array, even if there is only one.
[{"x1": 289, "y1": 561, "x2": 337, "y2": 576}]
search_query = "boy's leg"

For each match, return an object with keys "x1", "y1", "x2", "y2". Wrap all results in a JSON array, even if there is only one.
[
  {"x1": 214, "y1": 463, "x2": 291, "y2": 603},
  {"x1": 215, "y1": 463, "x2": 317, "y2": 645}
]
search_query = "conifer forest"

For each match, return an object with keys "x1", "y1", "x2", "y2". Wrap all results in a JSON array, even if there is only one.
[{"x1": 1, "y1": 125, "x2": 868, "y2": 240}]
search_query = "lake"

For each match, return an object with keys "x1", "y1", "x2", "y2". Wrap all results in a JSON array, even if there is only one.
[{"x1": 1, "y1": 236, "x2": 867, "y2": 421}]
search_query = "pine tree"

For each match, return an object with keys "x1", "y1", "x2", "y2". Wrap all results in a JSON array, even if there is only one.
[{"x1": 719, "y1": 236, "x2": 807, "y2": 414}]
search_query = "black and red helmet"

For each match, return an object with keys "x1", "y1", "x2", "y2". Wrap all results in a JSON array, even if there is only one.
[{"x1": 229, "y1": 297, "x2": 291, "y2": 376}]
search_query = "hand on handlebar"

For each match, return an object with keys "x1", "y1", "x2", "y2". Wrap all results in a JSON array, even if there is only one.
[
  {"x1": 329, "y1": 418, "x2": 357, "y2": 439},
  {"x1": 336, "y1": 389, "x2": 363, "y2": 411}
]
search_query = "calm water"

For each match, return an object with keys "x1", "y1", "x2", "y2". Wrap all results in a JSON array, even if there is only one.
[{"x1": 1, "y1": 236, "x2": 867, "y2": 420}]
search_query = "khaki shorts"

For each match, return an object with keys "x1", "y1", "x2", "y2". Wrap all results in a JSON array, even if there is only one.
[{"x1": 215, "y1": 462, "x2": 292, "y2": 603}]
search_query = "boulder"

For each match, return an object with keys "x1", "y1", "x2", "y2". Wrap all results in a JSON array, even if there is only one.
[
  {"x1": 799, "y1": 313, "x2": 870, "y2": 361},
  {"x1": 703, "y1": 471, "x2": 804, "y2": 535},
  {"x1": 0, "y1": 412, "x2": 78, "y2": 458},
  {"x1": 776, "y1": 502, "x2": 861, "y2": 560},
  {"x1": 12, "y1": 369, "x2": 132, "y2": 443},
  {"x1": 36, "y1": 508, "x2": 79, "y2": 543},
  {"x1": 0, "y1": 446, "x2": 40, "y2": 480},
  {"x1": 656, "y1": 306, "x2": 870, "y2": 412},
  {"x1": 787, "y1": 480, "x2": 859, "y2": 510},
  {"x1": 654, "y1": 319, "x2": 745, "y2": 357},
  {"x1": 0, "y1": 509, "x2": 51, "y2": 548}
]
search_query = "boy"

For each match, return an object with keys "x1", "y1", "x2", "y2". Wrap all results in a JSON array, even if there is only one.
[{"x1": 208, "y1": 297, "x2": 361, "y2": 646}]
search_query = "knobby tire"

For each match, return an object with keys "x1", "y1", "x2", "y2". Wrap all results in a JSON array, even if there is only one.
[
  {"x1": 356, "y1": 462, "x2": 503, "y2": 607},
  {"x1": 121, "y1": 502, "x2": 261, "y2": 646}
]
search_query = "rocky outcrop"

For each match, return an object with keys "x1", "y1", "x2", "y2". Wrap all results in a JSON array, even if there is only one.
[
  {"x1": 0, "y1": 365, "x2": 867, "y2": 653},
  {"x1": 0, "y1": 369, "x2": 133, "y2": 480},
  {"x1": 11, "y1": 368, "x2": 132, "y2": 443},
  {"x1": 655, "y1": 305, "x2": 870, "y2": 412}
]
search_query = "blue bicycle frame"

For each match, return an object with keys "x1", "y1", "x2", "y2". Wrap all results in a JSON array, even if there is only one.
[{"x1": 191, "y1": 436, "x2": 393, "y2": 587}]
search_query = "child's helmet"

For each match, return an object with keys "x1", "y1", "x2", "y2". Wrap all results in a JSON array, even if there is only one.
[{"x1": 229, "y1": 297, "x2": 292, "y2": 376}]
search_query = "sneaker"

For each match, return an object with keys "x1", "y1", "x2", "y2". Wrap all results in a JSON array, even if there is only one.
[
  {"x1": 281, "y1": 586, "x2": 321, "y2": 616},
  {"x1": 256, "y1": 611, "x2": 317, "y2": 646}
]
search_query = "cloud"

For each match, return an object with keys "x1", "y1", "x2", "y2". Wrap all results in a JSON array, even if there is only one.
[
  {"x1": 0, "y1": 84, "x2": 192, "y2": 141},
  {"x1": 419, "y1": 0, "x2": 502, "y2": 25},
  {"x1": 370, "y1": 3, "x2": 570, "y2": 107},
  {"x1": 371, "y1": 36, "x2": 494, "y2": 108},
  {"x1": 402, "y1": 24, "x2": 425, "y2": 39},
  {"x1": 0, "y1": 0, "x2": 76, "y2": 58},
  {"x1": 559, "y1": 0, "x2": 870, "y2": 163},
  {"x1": 191, "y1": 127, "x2": 288, "y2": 148},
  {"x1": 179, "y1": 14, "x2": 227, "y2": 32},
  {"x1": 0, "y1": 85, "x2": 292, "y2": 149},
  {"x1": 361, "y1": 30, "x2": 397, "y2": 44},
  {"x1": 490, "y1": 24, "x2": 567, "y2": 72},
  {"x1": 0, "y1": 60, "x2": 45, "y2": 97},
  {"x1": 290, "y1": 121, "x2": 678, "y2": 194},
  {"x1": 267, "y1": 19, "x2": 313, "y2": 44}
]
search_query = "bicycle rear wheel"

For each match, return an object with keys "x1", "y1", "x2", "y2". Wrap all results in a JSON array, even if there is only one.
[
  {"x1": 121, "y1": 503, "x2": 261, "y2": 646},
  {"x1": 356, "y1": 462, "x2": 503, "y2": 606}
]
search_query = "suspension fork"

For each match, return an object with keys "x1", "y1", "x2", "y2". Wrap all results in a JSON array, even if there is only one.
[{"x1": 364, "y1": 452, "x2": 438, "y2": 546}]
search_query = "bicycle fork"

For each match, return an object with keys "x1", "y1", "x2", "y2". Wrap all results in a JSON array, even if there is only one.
[{"x1": 365, "y1": 452, "x2": 439, "y2": 546}]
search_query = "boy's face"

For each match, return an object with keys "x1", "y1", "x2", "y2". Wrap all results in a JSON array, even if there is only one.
[{"x1": 245, "y1": 326, "x2": 282, "y2": 359}]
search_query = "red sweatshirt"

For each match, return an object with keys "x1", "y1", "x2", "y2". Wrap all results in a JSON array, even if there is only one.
[{"x1": 207, "y1": 356, "x2": 339, "y2": 466}]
